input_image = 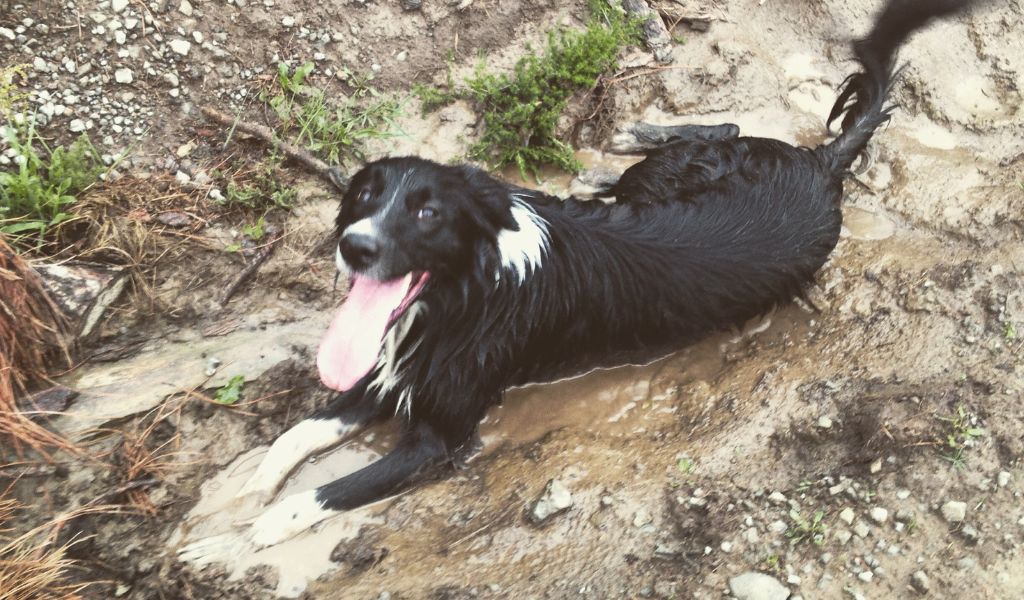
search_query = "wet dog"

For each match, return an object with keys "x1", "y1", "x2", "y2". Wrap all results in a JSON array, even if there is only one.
[{"x1": 230, "y1": 0, "x2": 982, "y2": 546}]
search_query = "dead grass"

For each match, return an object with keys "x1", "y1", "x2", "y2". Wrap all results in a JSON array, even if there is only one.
[
  {"x1": 0, "y1": 237, "x2": 78, "y2": 460},
  {"x1": 0, "y1": 492, "x2": 93, "y2": 600}
]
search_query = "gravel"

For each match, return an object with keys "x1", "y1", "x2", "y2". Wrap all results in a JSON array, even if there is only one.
[
  {"x1": 530, "y1": 479, "x2": 572, "y2": 524},
  {"x1": 869, "y1": 507, "x2": 889, "y2": 524},
  {"x1": 910, "y1": 570, "x2": 931, "y2": 594},
  {"x1": 728, "y1": 572, "x2": 791, "y2": 600},
  {"x1": 941, "y1": 500, "x2": 968, "y2": 523},
  {"x1": 839, "y1": 507, "x2": 855, "y2": 524}
]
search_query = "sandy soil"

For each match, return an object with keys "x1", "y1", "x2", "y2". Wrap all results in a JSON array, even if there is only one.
[{"x1": 3, "y1": 0, "x2": 1024, "y2": 598}]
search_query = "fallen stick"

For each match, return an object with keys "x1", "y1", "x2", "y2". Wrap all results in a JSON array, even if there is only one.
[
  {"x1": 220, "y1": 228, "x2": 285, "y2": 306},
  {"x1": 199, "y1": 106, "x2": 348, "y2": 190}
]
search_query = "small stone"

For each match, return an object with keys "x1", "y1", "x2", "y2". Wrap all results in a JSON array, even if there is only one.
[
  {"x1": 728, "y1": 572, "x2": 790, "y2": 600},
  {"x1": 820, "y1": 552, "x2": 833, "y2": 565},
  {"x1": 869, "y1": 507, "x2": 889, "y2": 524},
  {"x1": 530, "y1": 479, "x2": 572, "y2": 524},
  {"x1": 853, "y1": 521, "x2": 871, "y2": 538},
  {"x1": 204, "y1": 357, "x2": 222, "y2": 377},
  {"x1": 157, "y1": 212, "x2": 191, "y2": 228},
  {"x1": 896, "y1": 489, "x2": 911, "y2": 500},
  {"x1": 282, "y1": 16, "x2": 296, "y2": 27},
  {"x1": 396, "y1": 50, "x2": 408, "y2": 61},
  {"x1": 768, "y1": 491, "x2": 788, "y2": 505},
  {"x1": 114, "y1": 30, "x2": 127, "y2": 44},
  {"x1": 163, "y1": 72, "x2": 180, "y2": 87},
  {"x1": 997, "y1": 471, "x2": 1011, "y2": 488},
  {"x1": 769, "y1": 520, "x2": 788, "y2": 534},
  {"x1": 33, "y1": 56, "x2": 49, "y2": 72},
  {"x1": 910, "y1": 570, "x2": 930, "y2": 594},
  {"x1": 169, "y1": 39, "x2": 192, "y2": 55},
  {"x1": 69, "y1": 119, "x2": 86, "y2": 133},
  {"x1": 112, "y1": 0, "x2": 129, "y2": 12},
  {"x1": 720, "y1": 541, "x2": 733, "y2": 553},
  {"x1": 744, "y1": 527, "x2": 760, "y2": 544},
  {"x1": 114, "y1": 583, "x2": 131, "y2": 597},
  {"x1": 894, "y1": 508, "x2": 914, "y2": 523},
  {"x1": 175, "y1": 170, "x2": 191, "y2": 186},
  {"x1": 960, "y1": 524, "x2": 979, "y2": 543},
  {"x1": 0, "y1": 27, "x2": 15, "y2": 41},
  {"x1": 115, "y1": 67, "x2": 133, "y2": 83},
  {"x1": 192, "y1": 30, "x2": 204, "y2": 44},
  {"x1": 857, "y1": 571, "x2": 873, "y2": 583},
  {"x1": 839, "y1": 507, "x2": 856, "y2": 525},
  {"x1": 179, "y1": 0, "x2": 193, "y2": 16},
  {"x1": 817, "y1": 416, "x2": 833, "y2": 429},
  {"x1": 941, "y1": 500, "x2": 967, "y2": 523},
  {"x1": 834, "y1": 529, "x2": 852, "y2": 545},
  {"x1": 632, "y1": 509, "x2": 652, "y2": 528},
  {"x1": 869, "y1": 458, "x2": 883, "y2": 474}
]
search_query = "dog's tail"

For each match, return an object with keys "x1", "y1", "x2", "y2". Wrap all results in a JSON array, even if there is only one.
[{"x1": 817, "y1": 0, "x2": 981, "y2": 175}]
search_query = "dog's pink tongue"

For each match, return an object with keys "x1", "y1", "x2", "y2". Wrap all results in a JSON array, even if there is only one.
[{"x1": 317, "y1": 273, "x2": 412, "y2": 391}]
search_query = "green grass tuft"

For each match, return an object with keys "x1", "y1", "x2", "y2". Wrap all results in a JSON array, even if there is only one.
[
  {"x1": 0, "y1": 119, "x2": 106, "y2": 249},
  {"x1": 416, "y1": 0, "x2": 640, "y2": 178},
  {"x1": 264, "y1": 63, "x2": 402, "y2": 167}
]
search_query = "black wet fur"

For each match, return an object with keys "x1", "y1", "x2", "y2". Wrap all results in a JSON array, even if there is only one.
[{"x1": 301, "y1": 0, "x2": 983, "y2": 514}]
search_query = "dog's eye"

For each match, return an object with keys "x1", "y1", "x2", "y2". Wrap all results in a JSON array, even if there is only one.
[
  {"x1": 417, "y1": 206, "x2": 439, "y2": 220},
  {"x1": 357, "y1": 188, "x2": 372, "y2": 203}
]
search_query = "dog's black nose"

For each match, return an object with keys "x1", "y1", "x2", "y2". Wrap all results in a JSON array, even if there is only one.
[{"x1": 340, "y1": 233, "x2": 380, "y2": 270}]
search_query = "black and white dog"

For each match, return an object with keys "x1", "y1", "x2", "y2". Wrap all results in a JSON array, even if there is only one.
[{"x1": 235, "y1": 0, "x2": 980, "y2": 546}]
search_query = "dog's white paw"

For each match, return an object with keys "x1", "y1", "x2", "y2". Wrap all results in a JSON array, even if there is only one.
[
  {"x1": 236, "y1": 418, "x2": 350, "y2": 504},
  {"x1": 177, "y1": 532, "x2": 249, "y2": 566},
  {"x1": 249, "y1": 490, "x2": 338, "y2": 548}
]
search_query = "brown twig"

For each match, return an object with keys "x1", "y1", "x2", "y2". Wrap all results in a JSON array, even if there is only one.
[
  {"x1": 199, "y1": 106, "x2": 344, "y2": 188},
  {"x1": 220, "y1": 228, "x2": 285, "y2": 306}
]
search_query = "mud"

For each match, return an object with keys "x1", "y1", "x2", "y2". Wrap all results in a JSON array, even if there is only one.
[{"x1": 6, "y1": 0, "x2": 1024, "y2": 599}]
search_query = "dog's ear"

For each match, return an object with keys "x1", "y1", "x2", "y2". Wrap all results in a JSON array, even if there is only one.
[
  {"x1": 328, "y1": 167, "x2": 349, "y2": 192},
  {"x1": 458, "y1": 166, "x2": 518, "y2": 233}
]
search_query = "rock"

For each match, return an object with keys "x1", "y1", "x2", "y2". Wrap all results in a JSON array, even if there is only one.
[
  {"x1": 112, "y1": 0, "x2": 129, "y2": 11},
  {"x1": 720, "y1": 541, "x2": 734, "y2": 553},
  {"x1": 910, "y1": 570, "x2": 930, "y2": 594},
  {"x1": 282, "y1": 16, "x2": 296, "y2": 27},
  {"x1": 0, "y1": 27, "x2": 15, "y2": 41},
  {"x1": 817, "y1": 415, "x2": 833, "y2": 428},
  {"x1": 769, "y1": 520, "x2": 788, "y2": 534},
  {"x1": 33, "y1": 56, "x2": 50, "y2": 72},
  {"x1": 839, "y1": 507, "x2": 856, "y2": 525},
  {"x1": 896, "y1": 489, "x2": 911, "y2": 500},
  {"x1": 156, "y1": 212, "x2": 191, "y2": 228},
  {"x1": 853, "y1": 521, "x2": 870, "y2": 538},
  {"x1": 941, "y1": 500, "x2": 967, "y2": 523},
  {"x1": 69, "y1": 119, "x2": 86, "y2": 133},
  {"x1": 114, "y1": 68, "x2": 133, "y2": 83},
  {"x1": 169, "y1": 39, "x2": 191, "y2": 56},
  {"x1": 530, "y1": 479, "x2": 572, "y2": 524},
  {"x1": 857, "y1": 571, "x2": 873, "y2": 583},
  {"x1": 834, "y1": 529, "x2": 852, "y2": 545},
  {"x1": 960, "y1": 524, "x2": 979, "y2": 543},
  {"x1": 175, "y1": 170, "x2": 191, "y2": 186},
  {"x1": 744, "y1": 527, "x2": 760, "y2": 544},
  {"x1": 894, "y1": 508, "x2": 914, "y2": 523},
  {"x1": 179, "y1": 0, "x2": 194, "y2": 16},
  {"x1": 728, "y1": 572, "x2": 790, "y2": 600},
  {"x1": 768, "y1": 491, "x2": 788, "y2": 505},
  {"x1": 869, "y1": 507, "x2": 889, "y2": 524},
  {"x1": 997, "y1": 471, "x2": 1011, "y2": 488}
]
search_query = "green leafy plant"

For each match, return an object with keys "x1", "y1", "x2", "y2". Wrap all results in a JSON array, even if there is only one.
[
  {"x1": 218, "y1": 154, "x2": 296, "y2": 211},
  {"x1": 0, "y1": 65, "x2": 29, "y2": 119},
  {"x1": 263, "y1": 63, "x2": 401, "y2": 167},
  {"x1": 415, "y1": 0, "x2": 640, "y2": 178},
  {"x1": 214, "y1": 375, "x2": 245, "y2": 405},
  {"x1": 786, "y1": 509, "x2": 827, "y2": 546},
  {"x1": 936, "y1": 404, "x2": 984, "y2": 469},
  {"x1": 241, "y1": 216, "x2": 266, "y2": 242},
  {"x1": 0, "y1": 120, "x2": 106, "y2": 249}
]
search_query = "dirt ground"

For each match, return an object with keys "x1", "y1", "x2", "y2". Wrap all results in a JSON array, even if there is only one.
[{"x1": 3, "y1": 0, "x2": 1024, "y2": 598}]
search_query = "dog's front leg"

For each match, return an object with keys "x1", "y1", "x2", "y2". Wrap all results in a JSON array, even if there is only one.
[
  {"x1": 248, "y1": 421, "x2": 448, "y2": 547},
  {"x1": 236, "y1": 377, "x2": 382, "y2": 504}
]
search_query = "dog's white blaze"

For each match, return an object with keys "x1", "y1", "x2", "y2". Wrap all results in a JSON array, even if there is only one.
[
  {"x1": 497, "y1": 199, "x2": 549, "y2": 283},
  {"x1": 236, "y1": 418, "x2": 351, "y2": 501},
  {"x1": 345, "y1": 217, "x2": 377, "y2": 238},
  {"x1": 249, "y1": 489, "x2": 337, "y2": 548}
]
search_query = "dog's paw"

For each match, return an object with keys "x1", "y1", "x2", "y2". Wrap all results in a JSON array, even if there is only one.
[
  {"x1": 177, "y1": 532, "x2": 249, "y2": 566},
  {"x1": 249, "y1": 490, "x2": 338, "y2": 548}
]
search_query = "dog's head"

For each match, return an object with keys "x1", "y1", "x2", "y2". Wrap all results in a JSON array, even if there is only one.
[
  {"x1": 319, "y1": 156, "x2": 535, "y2": 392},
  {"x1": 333, "y1": 156, "x2": 520, "y2": 282}
]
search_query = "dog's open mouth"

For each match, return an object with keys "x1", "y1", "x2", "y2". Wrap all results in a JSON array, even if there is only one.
[{"x1": 317, "y1": 271, "x2": 429, "y2": 392}]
